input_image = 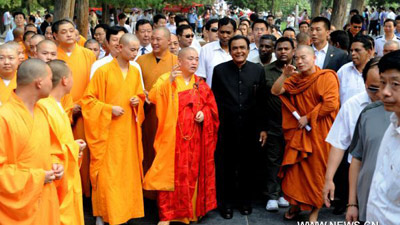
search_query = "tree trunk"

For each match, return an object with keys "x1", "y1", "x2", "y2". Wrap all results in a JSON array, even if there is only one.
[
  {"x1": 54, "y1": 0, "x2": 72, "y2": 21},
  {"x1": 350, "y1": 0, "x2": 364, "y2": 15},
  {"x1": 271, "y1": 0, "x2": 275, "y2": 15},
  {"x1": 69, "y1": 0, "x2": 76, "y2": 19},
  {"x1": 102, "y1": 3, "x2": 110, "y2": 25},
  {"x1": 311, "y1": 0, "x2": 323, "y2": 18},
  {"x1": 331, "y1": 0, "x2": 347, "y2": 30},
  {"x1": 76, "y1": 0, "x2": 89, "y2": 38}
]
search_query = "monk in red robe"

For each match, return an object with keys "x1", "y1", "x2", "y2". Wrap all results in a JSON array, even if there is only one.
[
  {"x1": 144, "y1": 47, "x2": 219, "y2": 225},
  {"x1": 271, "y1": 45, "x2": 340, "y2": 222}
]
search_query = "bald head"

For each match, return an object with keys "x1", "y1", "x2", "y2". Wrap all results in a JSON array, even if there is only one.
[
  {"x1": 295, "y1": 45, "x2": 316, "y2": 74},
  {"x1": 36, "y1": 40, "x2": 58, "y2": 62},
  {"x1": 47, "y1": 59, "x2": 71, "y2": 87},
  {"x1": 178, "y1": 47, "x2": 197, "y2": 59},
  {"x1": 84, "y1": 39, "x2": 100, "y2": 59},
  {"x1": 4, "y1": 41, "x2": 24, "y2": 65},
  {"x1": 0, "y1": 43, "x2": 19, "y2": 78},
  {"x1": 153, "y1": 27, "x2": 171, "y2": 39},
  {"x1": 17, "y1": 59, "x2": 49, "y2": 86},
  {"x1": 119, "y1": 33, "x2": 140, "y2": 45},
  {"x1": 296, "y1": 44, "x2": 315, "y2": 55},
  {"x1": 0, "y1": 42, "x2": 19, "y2": 54},
  {"x1": 12, "y1": 27, "x2": 24, "y2": 41},
  {"x1": 37, "y1": 39, "x2": 57, "y2": 52},
  {"x1": 383, "y1": 40, "x2": 400, "y2": 55}
]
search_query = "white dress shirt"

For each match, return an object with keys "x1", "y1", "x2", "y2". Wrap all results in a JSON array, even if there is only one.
[
  {"x1": 374, "y1": 34, "x2": 400, "y2": 57},
  {"x1": 89, "y1": 54, "x2": 145, "y2": 90},
  {"x1": 337, "y1": 62, "x2": 366, "y2": 104},
  {"x1": 366, "y1": 113, "x2": 400, "y2": 225},
  {"x1": 325, "y1": 91, "x2": 371, "y2": 163},
  {"x1": 134, "y1": 44, "x2": 153, "y2": 61},
  {"x1": 196, "y1": 40, "x2": 232, "y2": 87},
  {"x1": 247, "y1": 43, "x2": 259, "y2": 60},
  {"x1": 166, "y1": 23, "x2": 176, "y2": 34},
  {"x1": 249, "y1": 53, "x2": 276, "y2": 66},
  {"x1": 313, "y1": 43, "x2": 329, "y2": 69}
]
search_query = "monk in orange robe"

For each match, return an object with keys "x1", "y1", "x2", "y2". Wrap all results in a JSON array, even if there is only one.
[
  {"x1": 271, "y1": 45, "x2": 340, "y2": 222},
  {"x1": 0, "y1": 43, "x2": 19, "y2": 106},
  {"x1": 76, "y1": 29, "x2": 87, "y2": 47},
  {"x1": 38, "y1": 60, "x2": 86, "y2": 225},
  {"x1": 7, "y1": 41, "x2": 27, "y2": 63},
  {"x1": 144, "y1": 47, "x2": 219, "y2": 225},
  {"x1": 81, "y1": 34, "x2": 145, "y2": 225},
  {"x1": 0, "y1": 59, "x2": 64, "y2": 225},
  {"x1": 23, "y1": 31, "x2": 35, "y2": 58},
  {"x1": 53, "y1": 19, "x2": 96, "y2": 197},
  {"x1": 136, "y1": 27, "x2": 178, "y2": 176}
]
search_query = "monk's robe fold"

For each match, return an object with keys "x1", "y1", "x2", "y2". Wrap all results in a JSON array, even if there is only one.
[
  {"x1": 278, "y1": 67, "x2": 340, "y2": 210},
  {"x1": 77, "y1": 35, "x2": 87, "y2": 47},
  {"x1": 58, "y1": 43, "x2": 96, "y2": 197},
  {"x1": 38, "y1": 97, "x2": 84, "y2": 225},
  {"x1": 82, "y1": 58, "x2": 145, "y2": 224},
  {"x1": 0, "y1": 93, "x2": 61, "y2": 225},
  {"x1": 144, "y1": 73, "x2": 219, "y2": 222},
  {"x1": 136, "y1": 51, "x2": 178, "y2": 176},
  {"x1": 0, "y1": 75, "x2": 16, "y2": 106}
]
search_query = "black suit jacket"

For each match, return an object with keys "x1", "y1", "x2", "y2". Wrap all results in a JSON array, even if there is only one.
[{"x1": 322, "y1": 44, "x2": 350, "y2": 72}]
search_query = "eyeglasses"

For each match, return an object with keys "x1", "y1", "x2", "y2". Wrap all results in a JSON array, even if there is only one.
[
  {"x1": 210, "y1": 27, "x2": 218, "y2": 32},
  {"x1": 367, "y1": 86, "x2": 379, "y2": 93},
  {"x1": 183, "y1": 34, "x2": 194, "y2": 38}
]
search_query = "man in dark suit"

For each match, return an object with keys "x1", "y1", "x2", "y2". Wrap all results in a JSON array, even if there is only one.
[{"x1": 310, "y1": 17, "x2": 349, "y2": 72}]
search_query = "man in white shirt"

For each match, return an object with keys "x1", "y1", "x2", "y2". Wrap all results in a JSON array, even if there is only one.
[
  {"x1": 247, "y1": 19, "x2": 269, "y2": 60},
  {"x1": 310, "y1": 17, "x2": 349, "y2": 72},
  {"x1": 3, "y1": 11, "x2": 12, "y2": 33},
  {"x1": 196, "y1": 17, "x2": 235, "y2": 87},
  {"x1": 117, "y1": 13, "x2": 131, "y2": 34},
  {"x1": 367, "y1": 50, "x2": 400, "y2": 225},
  {"x1": 323, "y1": 56, "x2": 380, "y2": 216},
  {"x1": 337, "y1": 36, "x2": 374, "y2": 104},
  {"x1": 386, "y1": 7, "x2": 396, "y2": 20},
  {"x1": 5, "y1": 12, "x2": 26, "y2": 43},
  {"x1": 375, "y1": 19, "x2": 400, "y2": 56},
  {"x1": 166, "y1": 13, "x2": 176, "y2": 34},
  {"x1": 135, "y1": 19, "x2": 153, "y2": 58},
  {"x1": 286, "y1": 13, "x2": 295, "y2": 28}
]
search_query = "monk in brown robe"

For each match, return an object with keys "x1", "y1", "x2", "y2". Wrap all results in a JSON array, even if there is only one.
[
  {"x1": 271, "y1": 45, "x2": 340, "y2": 222},
  {"x1": 136, "y1": 27, "x2": 178, "y2": 176}
]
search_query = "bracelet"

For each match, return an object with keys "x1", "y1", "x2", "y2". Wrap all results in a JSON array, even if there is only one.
[{"x1": 346, "y1": 204, "x2": 358, "y2": 208}]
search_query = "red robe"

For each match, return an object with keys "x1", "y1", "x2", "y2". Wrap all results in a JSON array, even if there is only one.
[{"x1": 144, "y1": 74, "x2": 219, "y2": 222}]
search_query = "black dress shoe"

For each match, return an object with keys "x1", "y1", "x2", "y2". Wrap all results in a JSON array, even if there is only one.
[
  {"x1": 239, "y1": 205, "x2": 252, "y2": 215},
  {"x1": 219, "y1": 207, "x2": 233, "y2": 219}
]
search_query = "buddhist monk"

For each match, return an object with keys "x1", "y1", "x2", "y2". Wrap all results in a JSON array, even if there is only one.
[
  {"x1": 35, "y1": 39, "x2": 58, "y2": 62},
  {"x1": 0, "y1": 43, "x2": 19, "y2": 106},
  {"x1": 7, "y1": 41, "x2": 26, "y2": 63},
  {"x1": 137, "y1": 27, "x2": 178, "y2": 177},
  {"x1": 38, "y1": 60, "x2": 86, "y2": 225},
  {"x1": 29, "y1": 34, "x2": 45, "y2": 58},
  {"x1": 0, "y1": 59, "x2": 63, "y2": 225},
  {"x1": 23, "y1": 31, "x2": 35, "y2": 58},
  {"x1": 144, "y1": 47, "x2": 219, "y2": 225},
  {"x1": 271, "y1": 45, "x2": 340, "y2": 222},
  {"x1": 84, "y1": 39, "x2": 101, "y2": 59},
  {"x1": 75, "y1": 29, "x2": 87, "y2": 47},
  {"x1": 12, "y1": 27, "x2": 24, "y2": 42},
  {"x1": 81, "y1": 33, "x2": 145, "y2": 225},
  {"x1": 53, "y1": 19, "x2": 96, "y2": 197}
]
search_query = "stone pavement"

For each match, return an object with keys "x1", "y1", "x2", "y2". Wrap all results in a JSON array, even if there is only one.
[{"x1": 84, "y1": 199, "x2": 345, "y2": 225}]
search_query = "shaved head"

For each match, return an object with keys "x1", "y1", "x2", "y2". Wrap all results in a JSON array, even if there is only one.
[
  {"x1": 178, "y1": 47, "x2": 197, "y2": 59},
  {"x1": 17, "y1": 58, "x2": 49, "y2": 86},
  {"x1": 296, "y1": 44, "x2": 315, "y2": 55},
  {"x1": 120, "y1": 33, "x2": 140, "y2": 45},
  {"x1": 12, "y1": 27, "x2": 24, "y2": 40},
  {"x1": 47, "y1": 59, "x2": 71, "y2": 87},
  {"x1": 153, "y1": 27, "x2": 171, "y2": 39},
  {"x1": 30, "y1": 34, "x2": 45, "y2": 42},
  {"x1": 36, "y1": 40, "x2": 58, "y2": 62},
  {"x1": 0, "y1": 43, "x2": 19, "y2": 78},
  {"x1": 3, "y1": 41, "x2": 24, "y2": 64},
  {"x1": 0, "y1": 42, "x2": 19, "y2": 53}
]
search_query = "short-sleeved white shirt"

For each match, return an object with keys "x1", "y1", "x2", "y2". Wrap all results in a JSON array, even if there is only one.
[{"x1": 337, "y1": 61, "x2": 366, "y2": 104}]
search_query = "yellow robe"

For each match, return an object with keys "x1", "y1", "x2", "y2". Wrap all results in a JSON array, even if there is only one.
[
  {"x1": 0, "y1": 93, "x2": 61, "y2": 225},
  {"x1": 81, "y1": 58, "x2": 145, "y2": 224},
  {"x1": 78, "y1": 35, "x2": 87, "y2": 47},
  {"x1": 136, "y1": 51, "x2": 178, "y2": 177},
  {"x1": 57, "y1": 44, "x2": 96, "y2": 197},
  {"x1": 38, "y1": 96, "x2": 84, "y2": 225},
  {"x1": 0, "y1": 75, "x2": 17, "y2": 106}
]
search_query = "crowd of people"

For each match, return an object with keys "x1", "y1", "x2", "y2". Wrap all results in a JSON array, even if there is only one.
[{"x1": 0, "y1": 4, "x2": 400, "y2": 225}]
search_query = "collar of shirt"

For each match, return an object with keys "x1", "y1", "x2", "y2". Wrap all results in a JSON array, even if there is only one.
[
  {"x1": 389, "y1": 113, "x2": 400, "y2": 134},
  {"x1": 350, "y1": 62, "x2": 362, "y2": 76},
  {"x1": 382, "y1": 34, "x2": 399, "y2": 41},
  {"x1": 250, "y1": 42, "x2": 258, "y2": 51},
  {"x1": 312, "y1": 42, "x2": 329, "y2": 54},
  {"x1": 212, "y1": 41, "x2": 229, "y2": 53}
]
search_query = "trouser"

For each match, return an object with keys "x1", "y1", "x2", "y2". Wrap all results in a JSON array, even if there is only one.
[
  {"x1": 215, "y1": 130, "x2": 257, "y2": 207},
  {"x1": 333, "y1": 150, "x2": 349, "y2": 205},
  {"x1": 190, "y1": 23, "x2": 196, "y2": 33},
  {"x1": 369, "y1": 20, "x2": 378, "y2": 36},
  {"x1": 262, "y1": 135, "x2": 285, "y2": 200}
]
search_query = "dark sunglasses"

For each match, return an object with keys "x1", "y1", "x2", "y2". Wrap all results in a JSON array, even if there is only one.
[
  {"x1": 210, "y1": 27, "x2": 218, "y2": 32},
  {"x1": 353, "y1": 26, "x2": 362, "y2": 29},
  {"x1": 367, "y1": 86, "x2": 379, "y2": 93},
  {"x1": 183, "y1": 34, "x2": 194, "y2": 38}
]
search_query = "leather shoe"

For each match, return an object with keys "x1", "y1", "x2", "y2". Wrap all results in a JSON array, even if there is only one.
[
  {"x1": 219, "y1": 207, "x2": 233, "y2": 219},
  {"x1": 239, "y1": 205, "x2": 252, "y2": 215}
]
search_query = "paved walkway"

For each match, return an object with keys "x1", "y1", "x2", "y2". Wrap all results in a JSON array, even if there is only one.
[{"x1": 84, "y1": 200, "x2": 345, "y2": 225}]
